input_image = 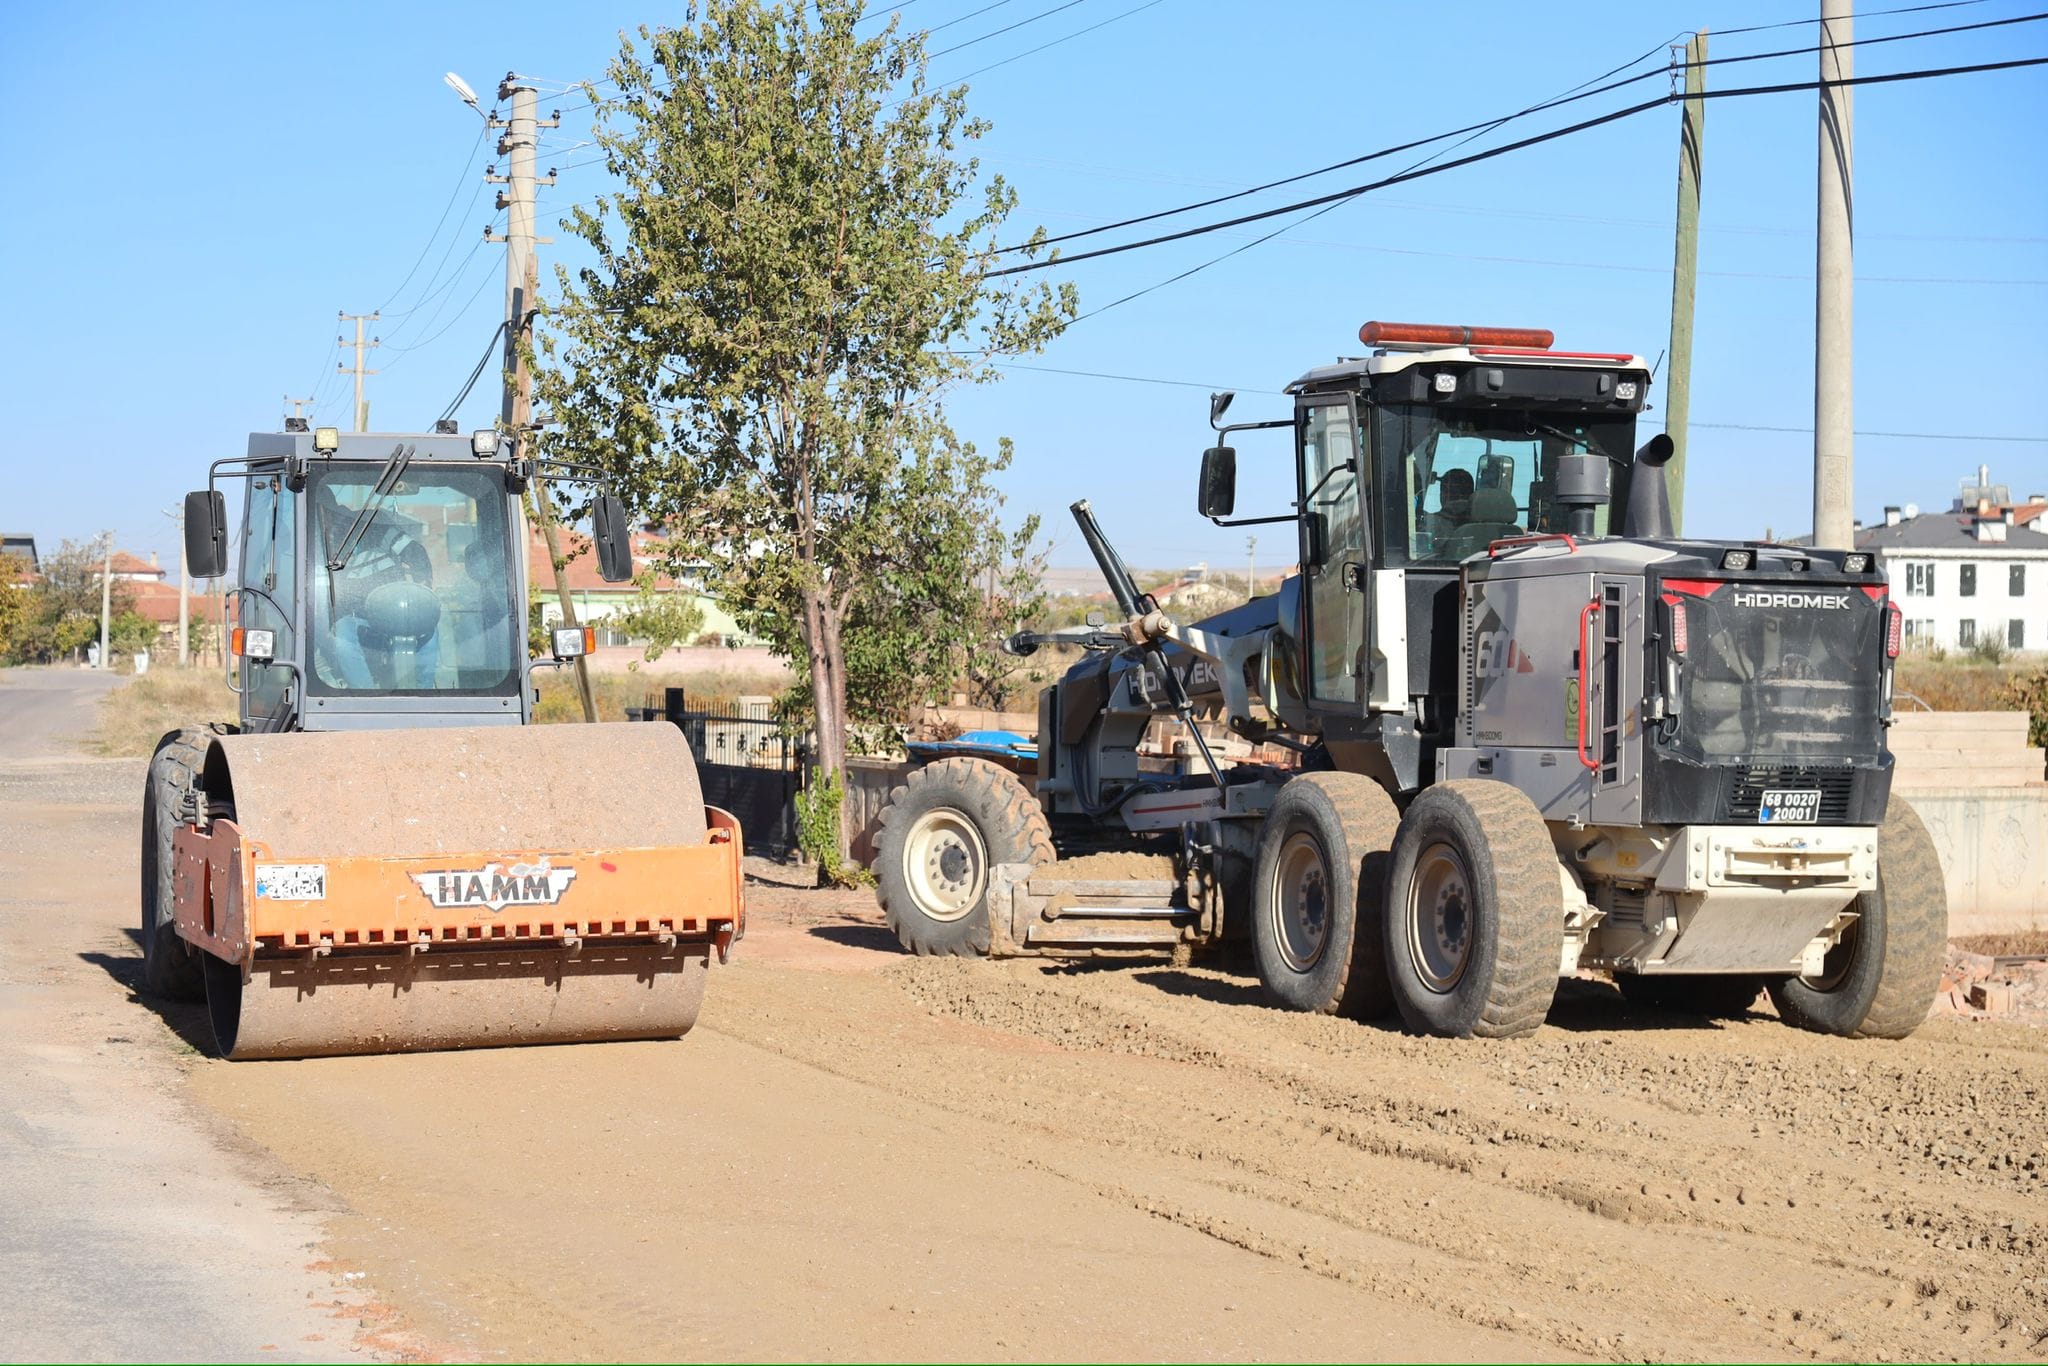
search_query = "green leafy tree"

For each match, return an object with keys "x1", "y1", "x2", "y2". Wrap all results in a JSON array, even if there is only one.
[
  {"x1": 961, "y1": 514, "x2": 1049, "y2": 711},
  {"x1": 0, "y1": 554, "x2": 29, "y2": 661},
  {"x1": 536, "y1": 0, "x2": 1073, "y2": 856},
  {"x1": 12, "y1": 538, "x2": 131, "y2": 663},
  {"x1": 605, "y1": 566, "x2": 708, "y2": 663}
]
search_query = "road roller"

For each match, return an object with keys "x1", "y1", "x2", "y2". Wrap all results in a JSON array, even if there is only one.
[{"x1": 139, "y1": 423, "x2": 743, "y2": 1059}]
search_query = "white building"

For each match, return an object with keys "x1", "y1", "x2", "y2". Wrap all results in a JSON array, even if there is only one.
[{"x1": 1856, "y1": 465, "x2": 2048, "y2": 655}]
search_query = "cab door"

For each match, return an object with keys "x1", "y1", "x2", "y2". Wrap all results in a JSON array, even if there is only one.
[
  {"x1": 238, "y1": 472, "x2": 298, "y2": 727},
  {"x1": 1297, "y1": 395, "x2": 1371, "y2": 709}
]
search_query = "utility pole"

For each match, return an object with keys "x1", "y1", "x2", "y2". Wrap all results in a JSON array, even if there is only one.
[
  {"x1": 162, "y1": 505, "x2": 188, "y2": 666},
  {"x1": 284, "y1": 395, "x2": 317, "y2": 425},
  {"x1": 1814, "y1": 0, "x2": 1855, "y2": 550},
  {"x1": 337, "y1": 310, "x2": 380, "y2": 433},
  {"x1": 97, "y1": 533, "x2": 113, "y2": 670},
  {"x1": 487, "y1": 73, "x2": 593, "y2": 720},
  {"x1": 1664, "y1": 29, "x2": 1707, "y2": 536},
  {"x1": 1245, "y1": 535, "x2": 1257, "y2": 597}
]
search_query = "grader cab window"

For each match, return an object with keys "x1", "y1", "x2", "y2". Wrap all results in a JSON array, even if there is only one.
[{"x1": 1373, "y1": 404, "x2": 1635, "y2": 566}]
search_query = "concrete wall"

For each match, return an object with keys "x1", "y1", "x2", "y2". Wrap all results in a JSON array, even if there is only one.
[{"x1": 1891, "y1": 711, "x2": 2047, "y2": 936}]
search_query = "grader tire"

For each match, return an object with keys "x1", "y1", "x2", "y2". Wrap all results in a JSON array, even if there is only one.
[
  {"x1": 1767, "y1": 798, "x2": 1947, "y2": 1039},
  {"x1": 1383, "y1": 780, "x2": 1561, "y2": 1039},
  {"x1": 1250, "y1": 772, "x2": 1400, "y2": 1018},
  {"x1": 875, "y1": 758, "x2": 1053, "y2": 957},
  {"x1": 1615, "y1": 974, "x2": 1761, "y2": 1019},
  {"x1": 139, "y1": 729, "x2": 209, "y2": 1001}
]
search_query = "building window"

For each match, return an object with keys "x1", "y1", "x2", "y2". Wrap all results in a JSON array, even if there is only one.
[
  {"x1": 2014, "y1": 563, "x2": 2027, "y2": 596},
  {"x1": 1959, "y1": 620, "x2": 1977, "y2": 648},
  {"x1": 1960, "y1": 563, "x2": 1976, "y2": 597},
  {"x1": 2012, "y1": 620, "x2": 2027, "y2": 651},
  {"x1": 1904, "y1": 562, "x2": 1934, "y2": 596}
]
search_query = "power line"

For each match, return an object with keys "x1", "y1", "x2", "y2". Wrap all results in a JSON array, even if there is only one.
[
  {"x1": 986, "y1": 362, "x2": 2047, "y2": 443},
  {"x1": 928, "y1": 0, "x2": 1088, "y2": 59},
  {"x1": 438, "y1": 322, "x2": 510, "y2": 423},
  {"x1": 922, "y1": 0, "x2": 1019, "y2": 37},
  {"x1": 1715, "y1": 0, "x2": 1988, "y2": 37},
  {"x1": 994, "y1": 11, "x2": 2045, "y2": 258},
  {"x1": 988, "y1": 56, "x2": 2048, "y2": 279},
  {"x1": 372, "y1": 122, "x2": 489, "y2": 313},
  {"x1": 929, "y1": 0, "x2": 1168, "y2": 86}
]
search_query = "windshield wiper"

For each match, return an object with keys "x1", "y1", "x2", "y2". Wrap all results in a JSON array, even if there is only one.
[{"x1": 326, "y1": 442, "x2": 414, "y2": 572}]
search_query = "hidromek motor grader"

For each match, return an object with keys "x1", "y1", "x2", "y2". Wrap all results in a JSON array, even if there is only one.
[
  {"x1": 141, "y1": 424, "x2": 743, "y2": 1059},
  {"x1": 874, "y1": 320, "x2": 1944, "y2": 1039}
]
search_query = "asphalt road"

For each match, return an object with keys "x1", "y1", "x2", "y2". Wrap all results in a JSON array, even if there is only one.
[{"x1": 0, "y1": 668, "x2": 383, "y2": 1361}]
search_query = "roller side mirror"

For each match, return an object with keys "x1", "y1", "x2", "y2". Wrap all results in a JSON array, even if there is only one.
[
  {"x1": 593, "y1": 494, "x2": 634, "y2": 583},
  {"x1": 184, "y1": 490, "x2": 227, "y2": 579},
  {"x1": 1198, "y1": 446, "x2": 1237, "y2": 519}
]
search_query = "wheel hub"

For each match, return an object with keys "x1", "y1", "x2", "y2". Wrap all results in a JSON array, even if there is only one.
[
  {"x1": 1271, "y1": 832, "x2": 1331, "y2": 973},
  {"x1": 903, "y1": 808, "x2": 988, "y2": 922},
  {"x1": 1407, "y1": 841, "x2": 1474, "y2": 994}
]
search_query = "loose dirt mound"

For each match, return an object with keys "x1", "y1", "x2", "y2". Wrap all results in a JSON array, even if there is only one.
[{"x1": 1047, "y1": 850, "x2": 1178, "y2": 879}]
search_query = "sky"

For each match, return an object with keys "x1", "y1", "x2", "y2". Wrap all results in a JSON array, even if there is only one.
[{"x1": 3, "y1": 0, "x2": 2043, "y2": 579}]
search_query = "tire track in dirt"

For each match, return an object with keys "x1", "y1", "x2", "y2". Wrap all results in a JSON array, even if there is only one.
[{"x1": 703, "y1": 955, "x2": 2048, "y2": 1362}]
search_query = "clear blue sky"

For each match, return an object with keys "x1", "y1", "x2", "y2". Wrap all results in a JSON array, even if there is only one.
[{"x1": 3, "y1": 0, "x2": 2042, "y2": 577}]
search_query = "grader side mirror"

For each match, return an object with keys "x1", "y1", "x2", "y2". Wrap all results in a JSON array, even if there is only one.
[
  {"x1": 1198, "y1": 446, "x2": 1237, "y2": 519},
  {"x1": 184, "y1": 490, "x2": 227, "y2": 579},
  {"x1": 593, "y1": 495, "x2": 634, "y2": 583}
]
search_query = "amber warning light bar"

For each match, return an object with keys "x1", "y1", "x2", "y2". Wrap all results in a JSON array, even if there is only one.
[{"x1": 1359, "y1": 321, "x2": 1556, "y2": 349}]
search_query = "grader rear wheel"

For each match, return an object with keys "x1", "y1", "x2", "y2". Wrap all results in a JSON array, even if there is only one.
[
  {"x1": 1382, "y1": 780, "x2": 1562, "y2": 1039},
  {"x1": 1767, "y1": 798, "x2": 1947, "y2": 1039},
  {"x1": 1250, "y1": 772, "x2": 1400, "y2": 1017}
]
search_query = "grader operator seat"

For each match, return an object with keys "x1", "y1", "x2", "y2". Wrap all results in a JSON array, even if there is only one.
[{"x1": 1443, "y1": 484, "x2": 1524, "y2": 561}]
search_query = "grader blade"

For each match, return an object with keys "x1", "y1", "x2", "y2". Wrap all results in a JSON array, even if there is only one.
[{"x1": 170, "y1": 722, "x2": 741, "y2": 1060}]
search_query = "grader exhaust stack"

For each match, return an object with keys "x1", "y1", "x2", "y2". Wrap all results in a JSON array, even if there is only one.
[{"x1": 141, "y1": 426, "x2": 743, "y2": 1059}]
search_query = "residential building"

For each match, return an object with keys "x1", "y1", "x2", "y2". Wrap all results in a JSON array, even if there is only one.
[
  {"x1": 1856, "y1": 465, "x2": 2048, "y2": 654},
  {"x1": 525, "y1": 526, "x2": 764, "y2": 648},
  {"x1": 1, "y1": 533, "x2": 36, "y2": 577}
]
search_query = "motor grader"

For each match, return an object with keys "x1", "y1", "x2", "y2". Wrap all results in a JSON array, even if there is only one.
[
  {"x1": 874, "y1": 320, "x2": 1943, "y2": 1039},
  {"x1": 142, "y1": 423, "x2": 743, "y2": 1059}
]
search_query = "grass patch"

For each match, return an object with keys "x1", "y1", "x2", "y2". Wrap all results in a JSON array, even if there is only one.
[
  {"x1": 534, "y1": 667, "x2": 791, "y2": 723},
  {"x1": 1894, "y1": 656, "x2": 2034, "y2": 713},
  {"x1": 87, "y1": 667, "x2": 238, "y2": 757}
]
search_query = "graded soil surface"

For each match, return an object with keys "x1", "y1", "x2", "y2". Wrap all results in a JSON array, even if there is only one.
[{"x1": 8, "y1": 666, "x2": 2047, "y2": 1362}]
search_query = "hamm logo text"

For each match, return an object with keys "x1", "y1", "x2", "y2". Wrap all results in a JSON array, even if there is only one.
[{"x1": 409, "y1": 859, "x2": 578, "y2": 912}]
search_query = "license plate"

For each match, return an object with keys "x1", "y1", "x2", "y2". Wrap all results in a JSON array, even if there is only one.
[{"x1": 1758, "y1": 789, "x2": 1820, "y2": 824}]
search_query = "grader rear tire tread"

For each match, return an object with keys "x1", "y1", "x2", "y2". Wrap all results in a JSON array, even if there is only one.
[
  {"x1": 1385, "y1": 780, "x2": 1560, "y2": 1039},
  {"x1": 1456, "y1": 781, "x2": 1563, "y2": 1039},
  {"x1": 1768, "y1": 799, "x2": 1947, "y2": 1040},
  {"x1": 139, "y1": 728, "x2": 209, "y2": 1001},
  {"x1": 875, "y1": 757, "x2": 1053, "y2": 958}
]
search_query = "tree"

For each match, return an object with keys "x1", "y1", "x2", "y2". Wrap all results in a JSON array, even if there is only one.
[
  {"x1": 536, "y1": 0, "x2": 1074, "y2": 855},
  {"x1": 606, "y1": 566, "x2": 708, "y2": 663},
  {"x1": 9, "y1": 538, "x2": 130, "y2": 664},
  {"x1": 0, "y1": 555, "x2": 29, "y2": 661},
  {"x1": 961, "y1": 513, "x2": 1049, "y2": 711}
]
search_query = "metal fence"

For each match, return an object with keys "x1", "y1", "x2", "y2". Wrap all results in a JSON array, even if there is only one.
[{"x1": 631, "y1": 688, "x2": 803, "y2": 857}]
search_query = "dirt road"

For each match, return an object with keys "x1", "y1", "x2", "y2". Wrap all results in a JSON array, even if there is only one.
[{"x1": 7, "y1": 666, "x2": 2047, "y2": 1362}]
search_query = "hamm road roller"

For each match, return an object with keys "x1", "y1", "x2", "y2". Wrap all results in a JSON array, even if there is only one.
[{"x1": 141, "y1": 424, "x2": 742, "y2": 1059}]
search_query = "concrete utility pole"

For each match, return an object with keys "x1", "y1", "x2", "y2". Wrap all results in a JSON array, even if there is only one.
[
  {"x1": 1245, "y1": 536, "x2": 1257, "y2": 596},
  {"x1": 487, "y1": 74, "x2": 594, "y2": 721},
  {"x1": 162, "y1": 505, "x2": 188, "y2": 666},
  {"x1": 1813, "y1": 0, "x2": 1856, "y2": 550},
  {"x1": 1664, "y1": 30, "x2": 1707, "y2": 536},
  {"x1": 338, "y1": 311, "x2": 380, "y2": 433},
  {"x1": 97, "y1": 533, "x2": 113, "y2": 670},
  {"x1": 284, "y1": 395, "x2": 317, "y2": 424}
]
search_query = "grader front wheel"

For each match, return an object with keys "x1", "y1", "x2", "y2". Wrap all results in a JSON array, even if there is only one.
[{"x1": 874, "y1": 758, "x2": 1054, "y2": 957}]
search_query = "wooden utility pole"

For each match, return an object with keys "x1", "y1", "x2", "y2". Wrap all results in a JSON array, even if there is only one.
[
  {"x1": 490, "y1": 75, "x2": 594, "y2": 720},
  {"x1": 1814, "y1": 0, "x2": 1856, "y2": 549},
  {"x1": 337, "y1": 312, "x2": 380, "y2": 433},
  {"x1": 1664, "y1": 30, "x2": 1707, "y2": 535}
]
